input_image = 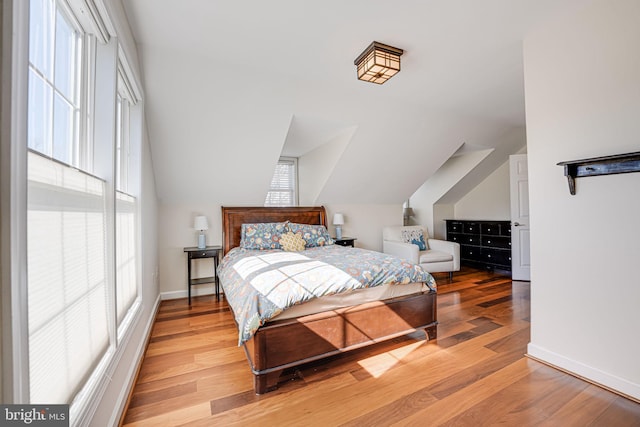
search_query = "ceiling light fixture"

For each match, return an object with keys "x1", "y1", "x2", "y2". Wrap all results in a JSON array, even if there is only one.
[{"x1": 354, "y1": 41, "x2": 404, "y2": 85}]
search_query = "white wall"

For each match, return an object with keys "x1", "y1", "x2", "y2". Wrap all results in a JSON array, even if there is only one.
[
  {"x1": 157, "y1": 203, "x2": 223, "y2": 299},
  {"x1": 298, "y1": 127, "x2": 354, "y2": 206},
  {"x1": 432, "y1": 204, "x2": 454, "y2": 240},
  {"x1": 524, "y1": 0, "x2": 640, "y2": 399},
  {"x1": 454, "y1": 160, "x2": 510, "y2": 220},
  {"x1": 0, "y1": 0, "x2": 6, "y2": 404},
  {"x1": 1, "y1": 0, "x2": 29, "y2": 405},
  {"x1": 325, "y1": 204, "x2": 401, "y2": 252},
  {"x1": 410, "y1": 149, "x2": 492, "y2": 237}
]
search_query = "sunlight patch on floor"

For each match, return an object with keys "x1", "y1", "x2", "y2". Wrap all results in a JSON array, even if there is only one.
[{"x1": 356, "y1": 341, "x2": 423, "y2": 378}]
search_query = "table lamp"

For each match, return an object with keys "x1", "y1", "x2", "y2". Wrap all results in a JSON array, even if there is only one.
[
  {"x1": 333, "y1": 213, "x2": 344, "y2": 240},
  {"x1": 403, "y1": 207, "x2": 414, "y2": 226},
  {"x1": 194, "y1": 216, "x2": 209, "y2": 249}
]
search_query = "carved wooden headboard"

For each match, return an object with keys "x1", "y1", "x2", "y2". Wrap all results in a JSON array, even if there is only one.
[{"x1": 221, "y1": 206, "x2": 328, "y2": 256}]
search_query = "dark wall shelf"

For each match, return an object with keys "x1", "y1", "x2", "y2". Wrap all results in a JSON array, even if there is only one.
[{"x1": 557, "y1": 151, "x2": 640, "y2": 195}]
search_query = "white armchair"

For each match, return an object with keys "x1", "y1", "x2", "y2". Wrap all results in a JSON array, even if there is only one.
[{"x1": 383, "y1": 225, "x2": 460, "y2": 280}]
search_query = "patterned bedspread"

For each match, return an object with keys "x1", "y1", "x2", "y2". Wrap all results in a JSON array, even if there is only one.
[{"x1": 218, "y1": 245, "x2": 436, "y2": 345}]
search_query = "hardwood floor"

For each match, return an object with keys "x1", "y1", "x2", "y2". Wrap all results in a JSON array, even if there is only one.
[{"x1": 122, "y1": 268, "x2": 640, "y2": 426}]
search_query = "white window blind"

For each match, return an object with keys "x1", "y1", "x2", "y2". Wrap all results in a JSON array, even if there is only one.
[
  {"x1": 115, "y1": 191, "x2": 137, "y2": 328},
  {"x1": 265, "y1": 157, "x2": 298, "y2": 206},
  {"x1": 27, "y1": 152, "x2": 110, "y2": 404}
]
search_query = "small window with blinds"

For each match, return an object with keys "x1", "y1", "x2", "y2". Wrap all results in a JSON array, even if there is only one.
[{"x1": 265, "y1": 157, "x2": 298, "y2": 207}]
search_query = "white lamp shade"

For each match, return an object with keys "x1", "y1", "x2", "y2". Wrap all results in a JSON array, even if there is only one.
[
  {"x1": 194, "y1": 216, "x2": 209, "y2": 231},
  {"x1": 333, "y1": 213, "x2": 344, "y2": 225}
]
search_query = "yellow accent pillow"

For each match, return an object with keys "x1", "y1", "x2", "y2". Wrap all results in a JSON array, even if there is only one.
[{"x1": 280, "y1": 231, "x2": 306, "y2": 252}]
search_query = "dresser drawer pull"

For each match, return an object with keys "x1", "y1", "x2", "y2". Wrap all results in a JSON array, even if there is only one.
[{"x1": 487, "y1": 240, "x2": 491, "y2": 244}]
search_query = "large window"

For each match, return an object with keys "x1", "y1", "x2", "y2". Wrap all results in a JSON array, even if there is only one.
[
  {"x1": 115, "y1": 66, "x2": 138, "y2": 330},
  {"x1": 27, "y1": 0, "x2": 107, "y2": 405},
  {"x1": 25, "y1": 0, "x2": 141, "y2": 419},
  {"x1": 265, "y1": 157, "x2": 298, "y2": 206}
]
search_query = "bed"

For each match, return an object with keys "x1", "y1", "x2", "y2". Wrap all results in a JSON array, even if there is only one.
[{"x1": 220, "y1": 206, "x2": 438, "y2": 394}]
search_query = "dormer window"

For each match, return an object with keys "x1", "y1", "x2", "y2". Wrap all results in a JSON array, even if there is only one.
[{"x1": 265, "y1": 157, "x2": 298, "y2": 206}]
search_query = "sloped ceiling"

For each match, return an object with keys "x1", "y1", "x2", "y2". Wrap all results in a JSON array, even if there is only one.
[{"x1": 122, "y1": 0, "x2": 582, "y2": 205}]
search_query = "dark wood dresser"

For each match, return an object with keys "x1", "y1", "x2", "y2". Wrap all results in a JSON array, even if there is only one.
[{"x1": 445, "y1": 220, "x2": 512, "y2": 272}]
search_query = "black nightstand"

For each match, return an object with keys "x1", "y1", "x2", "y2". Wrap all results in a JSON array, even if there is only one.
[
  {"x1": 184, "y1": 246, "x2": 222, "y2": 304},
  {"x1": 334, "y1": 237, "x2": 356, "y2": 247}
]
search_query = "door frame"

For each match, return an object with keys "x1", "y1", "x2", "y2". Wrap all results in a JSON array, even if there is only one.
[{"x1": 509, "y1": 154, "x2": 531, "y2": 281}]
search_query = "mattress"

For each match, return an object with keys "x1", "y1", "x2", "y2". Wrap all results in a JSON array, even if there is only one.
[{"x1": 271, "y1": 281, "x2": 431, "y2": 320}]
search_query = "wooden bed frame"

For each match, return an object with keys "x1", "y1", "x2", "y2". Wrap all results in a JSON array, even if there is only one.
[{"x1": 221, "y1": 206, "x2": 438, "y2": 394}]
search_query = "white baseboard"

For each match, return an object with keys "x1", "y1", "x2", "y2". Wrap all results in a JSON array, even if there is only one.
[
  {"x1": 108, "y1": 294, "x2": 162, "y2": 426},
  {"x1": 161, "y1": 286, "x2": 222, "y2": 300},
  {"x1": 527, "y1": 343, "x2": 640, "y2": 401}
]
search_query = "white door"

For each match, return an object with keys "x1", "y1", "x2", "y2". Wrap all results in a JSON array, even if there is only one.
[{"x1": 510, "y1": 154, "x2": 531, "y2": 281}]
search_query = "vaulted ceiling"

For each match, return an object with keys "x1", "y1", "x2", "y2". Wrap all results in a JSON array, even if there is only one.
[{"x1": 122, "y1": 0, "x2": 581, "y2": 205}]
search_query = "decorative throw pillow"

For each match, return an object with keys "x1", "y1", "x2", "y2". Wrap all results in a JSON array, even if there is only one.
[
  {"x1": 240, "y1": 222, "x2": 288, "y2": 250},
  {"x1": 279, "y1": 231, "x2": 306, "y2": 252},
  {"x1": 287, "y1": 223, "x2": 334, "y2": 247},
  {"x1": 401, "y1": 228, "x2": 428, "y2": 251}
]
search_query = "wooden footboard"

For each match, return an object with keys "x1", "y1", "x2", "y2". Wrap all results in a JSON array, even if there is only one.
[{"x1": 243, "y1": 290, "x2": 437, "y2": 394}]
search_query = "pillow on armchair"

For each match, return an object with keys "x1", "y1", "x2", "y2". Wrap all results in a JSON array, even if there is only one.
[{"x1": 401, "y1": 228, "x2": 428, "y2": 251}]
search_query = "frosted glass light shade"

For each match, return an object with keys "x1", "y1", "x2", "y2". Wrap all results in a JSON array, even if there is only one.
[
  {"x1": 194, "y1": 216, "x2": 208, "y2": 231},
  {"x1": 354, "y1": 41, "x2": 404, "y2": 85}
]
